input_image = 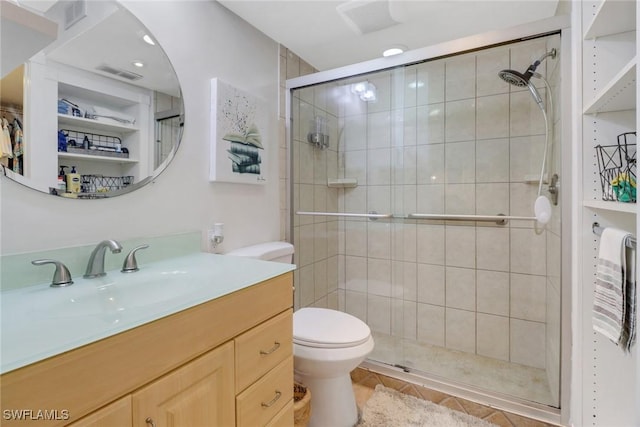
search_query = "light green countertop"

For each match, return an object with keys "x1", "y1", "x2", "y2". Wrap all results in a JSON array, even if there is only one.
[{"x1": 1, "y1": 252, "x2": 295, "y2": 374}]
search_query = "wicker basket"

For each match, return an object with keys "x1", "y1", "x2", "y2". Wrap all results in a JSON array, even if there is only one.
[{"x1": 293, "y1": 382, "x2": 311, "y2": 427}]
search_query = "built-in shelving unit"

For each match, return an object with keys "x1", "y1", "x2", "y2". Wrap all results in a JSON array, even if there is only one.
[
  {"x1": 58, "y1": 152, "x2": 138, "y2": 164},
  {"x1": 54, "y1": 72, "x2": 151, "y2": 194},
  {"x1": 578, "y1": 1, "x2": 638, "y2": 425},
  {"x1": 583, "y1": 0, "x2": 636, "y2": 39},
  {"x1": 583, "y1": 58, "x2": 636, "y2": 114},
  {"x1": 583, "y1": 199, "x2": 637, "y2": 214},
  {"x1": 58, "y1": 114, "x2": 138, "y2": 134}
]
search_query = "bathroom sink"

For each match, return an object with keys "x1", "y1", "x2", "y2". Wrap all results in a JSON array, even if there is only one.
[
  {"x1": 1, "y1": 252, "x2": 297, "y2": 374},
  {"x1": 26, "y1": 267, "x2": 204, "y2": 322}
]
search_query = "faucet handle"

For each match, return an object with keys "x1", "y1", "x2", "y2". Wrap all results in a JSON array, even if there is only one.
[
  {"x1": 121, "y1": 244, "x2": 149, "y2": 273},
  {"x1": 32, "y1": 259, "x2": 74, "y2": 287}
]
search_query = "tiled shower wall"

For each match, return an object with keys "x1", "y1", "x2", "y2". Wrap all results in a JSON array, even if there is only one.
[
  {"x1": 288, "y1": 35, "x2": 561, "y2": 399},
  {"x1": 289, "y1": 81, "x2": 342, "y2": 311},
  {"x1": 279, "y1": 45, "x2": 342, "y2": 311},
  {"x1": 279, "y1": 46, "x2": 316, "y2": 242}
]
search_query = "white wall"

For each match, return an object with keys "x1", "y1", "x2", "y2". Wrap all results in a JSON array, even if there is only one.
[{"x1": 0, "y1": 1, "x2": 281, "y2": 255}]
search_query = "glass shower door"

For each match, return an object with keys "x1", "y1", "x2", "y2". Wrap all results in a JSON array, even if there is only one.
[{"x1": 290, "y1": 31, "x2": 561, "y2": 408}]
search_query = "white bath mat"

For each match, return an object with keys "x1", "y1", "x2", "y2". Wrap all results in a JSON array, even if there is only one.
[{"x1": 357, "y1": 385, "x2": 497, "y2": 427}]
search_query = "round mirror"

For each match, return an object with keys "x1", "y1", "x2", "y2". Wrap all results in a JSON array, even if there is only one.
[{"x1": 0, "y1": 0, "x2": 183, "y2": 198}]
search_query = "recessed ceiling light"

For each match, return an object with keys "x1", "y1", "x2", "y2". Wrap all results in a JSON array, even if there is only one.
[
  {"x1": 142, "y1": 34, "x2": 155, "y2": 45},
  {"x1": 132, "y1": 61, "x2": 145, "y2": 68},
  {"x1": 382, "y1": 45, "x2": 407, "y2": 57}
]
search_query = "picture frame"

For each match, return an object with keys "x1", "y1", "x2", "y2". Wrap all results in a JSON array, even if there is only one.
[{"x1": 210, "y1": 78, "x2": 267, "y2": 184}]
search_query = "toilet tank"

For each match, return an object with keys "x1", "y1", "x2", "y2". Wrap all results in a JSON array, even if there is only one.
[{"x1": 225, "y1": 241, "x2": 294, "y2": 264}]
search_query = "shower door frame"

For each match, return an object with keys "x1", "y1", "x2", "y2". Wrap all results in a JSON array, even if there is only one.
[{"x1": 286, "y1": 14, "x2": 573, "y2": 426}]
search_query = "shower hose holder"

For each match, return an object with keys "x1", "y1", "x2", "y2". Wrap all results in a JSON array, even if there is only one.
[{"x1": 308, "y1": 132, "x2": 329, "y2": 149}]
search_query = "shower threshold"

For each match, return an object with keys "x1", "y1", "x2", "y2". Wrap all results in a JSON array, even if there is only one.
[{"x1": 364, "y1": 332, "x2": 561, "y2": 424}]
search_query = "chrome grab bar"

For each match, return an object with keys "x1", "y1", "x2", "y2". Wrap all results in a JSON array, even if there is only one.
[
  {"x1": 296, "y1": 211, "x2": 538, "y2": 225},
  {"x1": 296, "y1": 211, "x2": 392, "y2": 219},
  {"x1": 592, "y1": 222, "x2": 636, "y2": 249}
]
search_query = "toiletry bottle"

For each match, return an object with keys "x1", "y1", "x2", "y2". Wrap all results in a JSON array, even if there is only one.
[
  {"x1": 57, "y1": 176, "x2": 66, "y2": 194},
  {"x1": 58, "y1": 166, "x2": 68, "y2": 193},
  {"x1": 66, "y1": 166, "x2": 81, "y2": 193}
]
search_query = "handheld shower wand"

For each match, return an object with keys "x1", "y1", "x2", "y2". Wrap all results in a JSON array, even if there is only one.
[{"x1": 498, "y1": 48, "x2": 558, "y2": 226}]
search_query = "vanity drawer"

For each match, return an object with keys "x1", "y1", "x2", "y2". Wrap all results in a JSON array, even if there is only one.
[
  {"x1": 235, "y1": 309, "x2": 292, "y2": 392},
  {"x1": 236, "y1": 356, "x2": 293, "y2": 427},
  {"x1": 265, "y1": 400, "x2": 294, "y2": 427}
]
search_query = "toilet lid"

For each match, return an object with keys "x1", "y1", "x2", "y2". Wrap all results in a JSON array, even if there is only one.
[{"x1": 293, "y1": 308, "x2": 371, "y2": 349}]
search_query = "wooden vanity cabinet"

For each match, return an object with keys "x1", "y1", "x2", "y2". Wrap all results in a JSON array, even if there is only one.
[
  {"x1": 0, "y1": 272, "x2": 293, "y2": 427},
  {"x1": 66, "y1": 397, "x2": 132, "y2": 427}
]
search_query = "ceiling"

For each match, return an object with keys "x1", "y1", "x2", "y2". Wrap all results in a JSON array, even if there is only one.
[
  {"x1": 46, "y1": 7, "x2": 180, "y2": 98},
  {"x1": 218, "y1": 0, "x2": 560, "y2": 71},
  {"x1": 3, "y1": 1, "x2": 180, "y2": 99}
]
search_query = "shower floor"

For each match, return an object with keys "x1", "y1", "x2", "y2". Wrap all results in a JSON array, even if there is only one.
[{"x1": 369, "y1": 332, "x2": 556, "y2": 407}]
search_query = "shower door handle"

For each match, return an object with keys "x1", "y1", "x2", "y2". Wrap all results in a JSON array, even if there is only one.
[{"x1": 296, "y1": 211, "x2": 392, "y2": 219}]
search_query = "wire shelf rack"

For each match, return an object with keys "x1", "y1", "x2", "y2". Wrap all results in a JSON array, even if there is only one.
[{"x1": 595, "y1": 132, "x2": 636, "y2": 203}]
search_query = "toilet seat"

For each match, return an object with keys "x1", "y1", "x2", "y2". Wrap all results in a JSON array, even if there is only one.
[{"x1": 293, "y1": 308, "x2": 371, "y2": 349}]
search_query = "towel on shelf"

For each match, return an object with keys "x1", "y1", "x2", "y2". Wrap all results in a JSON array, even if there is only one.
[
  {"x1": 593, "y1": 227, "x2": 637, "y2": 352},
  {"x1": 85, "y1": 106, "x2": 136, "y2": 125}
]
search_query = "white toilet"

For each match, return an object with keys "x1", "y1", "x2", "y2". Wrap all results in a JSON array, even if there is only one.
[{"x1": 226, "y1": 242, "x2": 374, "y2": 427}]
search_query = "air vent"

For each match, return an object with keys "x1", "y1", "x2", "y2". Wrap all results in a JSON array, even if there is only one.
[
  {"x1": 96, "y1": 65, "x2": 143, "y2": 81},
  {"x1": 336, "y1": 0, "x2": 404, "y2": 35},
  {"x1": 64, "y1": 0, "x2": 86, "y2": 29}
]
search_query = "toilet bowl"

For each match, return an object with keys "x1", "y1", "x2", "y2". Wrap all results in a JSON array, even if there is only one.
[
  {"x1": 293, "y1": 307, "x2": 374, "y2": 427},
  {"x1": 226, "y1": 242, "x2": 375, "y2": 427}
]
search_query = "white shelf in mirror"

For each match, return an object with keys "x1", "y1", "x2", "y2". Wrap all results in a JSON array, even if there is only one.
[
  {"x1": 583, "y1": 0, "x2": 636, "y2": 40},
  {"x1": 583, "y1": 199, "x2": 637, "y2": 214},
  {"x1": 58, "y1": 152, "x2": 138, "y2": 164},
  {"x1": 58, "y1": 114, "x2": 138, "y2": 133},
  {"x1": 583, "y1": 57, "x2": 636, "y2": 115}
]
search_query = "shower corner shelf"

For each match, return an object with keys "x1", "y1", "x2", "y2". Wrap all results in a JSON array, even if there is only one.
[{"x1": 327, "y1": 178, "x2": 358, "y2": 188}]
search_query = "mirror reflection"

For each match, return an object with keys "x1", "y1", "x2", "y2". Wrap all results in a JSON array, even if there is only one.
[{"x1": 0, "y1": 0, "x2": 183, "y2": 198}]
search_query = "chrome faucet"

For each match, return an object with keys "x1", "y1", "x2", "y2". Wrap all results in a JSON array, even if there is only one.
[{"x1": 84, "y1": 239, "x2": 123, "y2": 278}]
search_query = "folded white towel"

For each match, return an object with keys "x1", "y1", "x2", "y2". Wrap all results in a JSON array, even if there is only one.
[{"x1": 593, "y1": 227, "x2": 636, "y2": 351}]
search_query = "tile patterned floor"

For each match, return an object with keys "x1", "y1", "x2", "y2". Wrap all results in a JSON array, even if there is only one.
[{"x1": 351, "y1": 368, "x2": 559, "y2": 427}]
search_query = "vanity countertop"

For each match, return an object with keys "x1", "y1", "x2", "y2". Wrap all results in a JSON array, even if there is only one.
[{"x1": 0, "y1": 252, "x2": 295, "y2": 374}]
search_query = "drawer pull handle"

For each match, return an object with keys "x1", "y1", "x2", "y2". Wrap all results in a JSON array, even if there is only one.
[
  {"x1": 261, "y1": 390, "x2": 282, "y2": 408},
  {"x1": 145, "y1": 417, "x2": 156, "y2": 427},
  {"x1": 260, "y1": 341, "x2": 281, "y2": 355}
]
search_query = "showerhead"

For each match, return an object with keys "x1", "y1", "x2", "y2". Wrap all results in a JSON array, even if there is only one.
[
  {"x1": 498, "y1": 48, "x2": 557, "y2": 111},
  {"x1": 498, "y1": 48, "x2": 557, "y2": 87},
  {"x1": 498, "y1": 69, "x2": 532, "y2": 87}
]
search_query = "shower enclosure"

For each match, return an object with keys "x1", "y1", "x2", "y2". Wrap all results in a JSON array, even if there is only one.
[{"x1": 289, "y1": 32, "x2": 562, "y2": 410}]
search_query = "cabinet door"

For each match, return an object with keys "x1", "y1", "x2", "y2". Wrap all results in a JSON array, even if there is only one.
[
  {"x1": 132, "y1": 341, "x2": 234, "y2": 427},
  {"x1": 66, "y1": 396, "x2": 132, "y2": 427}
]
